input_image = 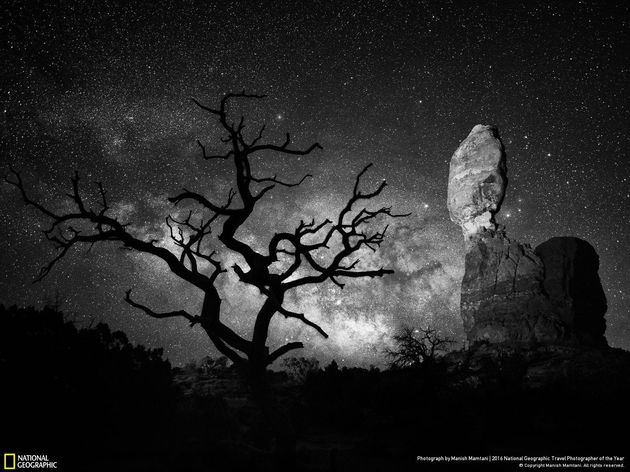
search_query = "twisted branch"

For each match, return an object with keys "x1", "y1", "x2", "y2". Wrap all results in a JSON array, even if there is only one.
[{"x1": 124, "y1": 289, "x2": 201, "y2": 327}]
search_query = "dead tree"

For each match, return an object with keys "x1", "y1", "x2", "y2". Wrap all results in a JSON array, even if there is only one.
[
  {"x1": 386, "y1": 325, "x2": 454, "y2": 369},
  {"x1": 6, "y1": 91, "x2": 408, "y2": 468}
]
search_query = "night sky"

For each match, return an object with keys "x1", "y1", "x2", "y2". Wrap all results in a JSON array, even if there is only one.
[{"x1": 1, "y1": 0, "x2": 628, "y2": 366}]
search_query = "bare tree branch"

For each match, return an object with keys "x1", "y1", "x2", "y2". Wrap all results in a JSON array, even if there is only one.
[
  {"x1": 249, "y1": 133, "x2": 323, "y2": 156},
  {"x1": 251, "y1": 173, "x2": 312, "y2": 188},
  {"x1": 268, "y1": 342, "x2": 304, "y2": 364},
  {"x1": 281, "y1": 164, "x2": 409, "y2": 290},
  {"x1": 196, "y1": 139, "x2": 234, "y2": 160},
  {"x1": 206, "y1": 331, "x2": 247, "y2": 365},
  {"x1": 277, "y1": 306, "x2": 329, "y2": 338},
  {"x1": 8, "y1": 168, "x2": 215, "y2": 290},
  {"x1": 124, "y1": 289, "x2": 201, "y2": 326},
  {"x1": 168, "y1": 188, "x2": 238, "y2": 215}
]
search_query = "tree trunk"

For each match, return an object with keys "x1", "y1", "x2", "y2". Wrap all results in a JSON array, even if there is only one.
[{"x1": 247, "y1": 362, "x2": 297, "y2": 471}]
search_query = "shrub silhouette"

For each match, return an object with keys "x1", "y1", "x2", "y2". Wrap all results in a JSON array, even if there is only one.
[
  {"x1": 0, "y1": 305, "x2": 174, "y2": 466},
  {"x1": 282, "y1": 356, "x2": 320, "y2": 384}
]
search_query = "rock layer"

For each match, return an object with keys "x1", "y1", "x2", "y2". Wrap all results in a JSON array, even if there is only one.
[{"x1": 449, "y1": 125, "x2": 607, "y2": 346}]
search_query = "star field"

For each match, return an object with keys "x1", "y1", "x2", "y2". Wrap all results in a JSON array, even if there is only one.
[{"x1": 1, "y1": 0, "x2": 628, "y2": 366}]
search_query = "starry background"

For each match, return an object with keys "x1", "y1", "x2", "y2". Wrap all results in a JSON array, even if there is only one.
[{"x1": 1, "y1": 0, "x2": 628, "y2": 366}]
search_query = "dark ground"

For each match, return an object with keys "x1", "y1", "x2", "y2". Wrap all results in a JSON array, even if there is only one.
[{"x1": 1, "y1": 306, "x2": 629, "y2": 471}]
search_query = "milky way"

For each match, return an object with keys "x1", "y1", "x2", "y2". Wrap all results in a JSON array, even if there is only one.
[{"x1": 1, "y1": 1, "x2": 628, "y2": 366}]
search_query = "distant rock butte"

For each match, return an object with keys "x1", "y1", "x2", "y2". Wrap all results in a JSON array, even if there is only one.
[
  {"x1": 535, "y1": 237, "x2": 607, "y2": 346},
  {"x1": 449, "y1": 125, "x2": 607, "y2": 346}
]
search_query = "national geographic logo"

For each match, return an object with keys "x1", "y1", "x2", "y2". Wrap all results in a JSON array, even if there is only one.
[{"x1": 3, "y1": 454, "x2": 57, "y2": 469}]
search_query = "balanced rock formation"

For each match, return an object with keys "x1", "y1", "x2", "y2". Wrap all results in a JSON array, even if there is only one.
[
  {"x1": 447, "y1": 125, "x2": 507, "y2": 239},
  {"x1": 448, "y1": 125, "x2": 607, "y2": 346}
]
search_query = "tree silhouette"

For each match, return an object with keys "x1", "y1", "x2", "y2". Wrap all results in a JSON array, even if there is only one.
[
  {"x1": 386, "y1": 325, "x2": 454, "y2": 369},
  {"x1": 6, "y1": 91, "x2": 408, "y2": 468}
]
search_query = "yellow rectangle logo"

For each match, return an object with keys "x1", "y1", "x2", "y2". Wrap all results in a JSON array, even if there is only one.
[{"x1": 4, "y1": 453, "x2": 16, "y2": 470}]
